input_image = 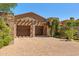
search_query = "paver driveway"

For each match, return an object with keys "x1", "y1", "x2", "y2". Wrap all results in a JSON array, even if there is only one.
[{"x1": 0, "y1": 37, "x2": 79, "y2": 56}]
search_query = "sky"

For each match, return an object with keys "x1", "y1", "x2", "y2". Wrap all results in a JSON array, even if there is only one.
[{"x1": 13, "y1": 3, "x2": 79, "y2": 21}]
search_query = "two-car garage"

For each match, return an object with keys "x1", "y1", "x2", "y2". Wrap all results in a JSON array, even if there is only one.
[
  {"x1": 16, "y1": 25, "x2": 44, "y2": 37},
  {"x1": 15, "y1": 12, "x2": 47, "y2": 37}
]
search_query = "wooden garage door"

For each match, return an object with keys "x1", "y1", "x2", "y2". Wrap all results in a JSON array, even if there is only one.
[
  {"x1": 16, "y1": 26, "x2": 30, "y2": 36},
  {"x1": 35, "y1": 26, "x2": 43, "y2": 36}
]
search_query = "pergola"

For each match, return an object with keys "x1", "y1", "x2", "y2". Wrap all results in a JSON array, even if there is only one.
[{"x1": 14, "y1": 17, "x2": 47, "y2": 37}]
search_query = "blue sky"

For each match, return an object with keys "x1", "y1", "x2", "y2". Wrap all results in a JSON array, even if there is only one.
[{"x1": 13, "y1": 3, "x2": 79, "y2": 20}]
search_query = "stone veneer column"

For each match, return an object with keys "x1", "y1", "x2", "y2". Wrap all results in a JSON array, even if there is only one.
[
  {"x1": 47, "y1": 26, "x2": 51, "y2": 37},
  {"x1": 30, "y1": 25, "x2": 35, "y2": 37},
  {"x1": 30, "y1": 20, "x2": 36, "y2": 37},
  {"x1": 14, "y1": 24, "x2": 16, "y2": 38},
  {"x1": 30, "y1": 25, "x2": 33, "y2": 37},
  {"x1": 32, "y1": 25, "x2": 35, "y2": 37},
  {"x1": 43, "y1": 25, "x2": 47, "y2": 36}
]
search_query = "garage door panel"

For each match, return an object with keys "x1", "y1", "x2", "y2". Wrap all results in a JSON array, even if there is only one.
[
  {"x1": 16, "y1": 26, "x2": 30, "y2": 36},
  {"x1": 35, "y1": 26, "x2": 43, "y2": 36}
]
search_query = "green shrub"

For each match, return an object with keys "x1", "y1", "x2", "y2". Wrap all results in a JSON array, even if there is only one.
[
  {"x1": 3, "y1": 36, "x2": 12, "y2": 46},
  {"x1": 0, "y1": 40, "x2": 4, "y2": 48},
  {"x1": 65, "y1": 29, "x2": 77, "y2": 41},
  {"x1": 0, "y1": 18, "x2": 13, "y2": 48},
  {"x1": 53, "y1": 31, "x2": 67, "y2": 39}
]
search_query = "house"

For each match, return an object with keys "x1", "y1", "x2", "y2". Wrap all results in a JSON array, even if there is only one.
[{"x1": 0, "y1": 12, "x2": 48, "y2": 38}]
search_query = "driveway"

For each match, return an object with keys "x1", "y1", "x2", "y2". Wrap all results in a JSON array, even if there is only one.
[{"x1": 0, "y1": 37, "x2": 79, "y2": 56}]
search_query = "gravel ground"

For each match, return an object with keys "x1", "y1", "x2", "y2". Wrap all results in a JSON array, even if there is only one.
[{"x1": 0, "y1": 37, "x2": 79, "y2": 56}]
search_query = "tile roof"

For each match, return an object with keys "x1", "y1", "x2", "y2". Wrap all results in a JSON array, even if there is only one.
[{"x1": 15, "y1": 12, "x2": 46, "y2": 22}]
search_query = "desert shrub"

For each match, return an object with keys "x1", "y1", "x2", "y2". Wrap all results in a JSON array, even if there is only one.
[
  {"x1": 65, "y1": 29, "x2": 77, "y2": 41},
  {"x1": 53, "y1": 31, "x2": 67, "y2": 39},
  {"x1": 0, "y1": 40, "x2": 4, "y2": 48},
  {"x1": 53, "y1": 32, "x2": 61, "y2": 38},
  {"x1": 73, "y1": 31, "x2": 79, "y2": 40},
  {"x1": 53, "y1": 25, "x2": 67, "y2": 39},
  {"x1": 0, "y1": 18, "x2": 12, "y2": 48},
  {"x1": 3, "y1": 36, "x2": 12, "y2": 46}
]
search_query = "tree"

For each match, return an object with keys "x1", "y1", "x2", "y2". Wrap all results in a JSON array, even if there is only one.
[
  {"x1": 0, "y1": 3, "x2": 17, "y2": 21},
  {"x1": 64, "y1": 17, "x2": 77, "y2": 41},
  {"x1": 0, "y1": 3, "x2": 17, "y2": 13},
  {"x1": 70, "y1": 17, "x2": 75, "y2": 20},
  {"x1": 47, "y1": 17, "x2": 59, "y2": 37},
  {"x1": 0, "y1": 3, "x2": 17, "y2": 48},
  {"x1": 75, "y1": 19, "x2": 79, "y2": 26},
  {"x1": 75, "y1": 19, "x2": 79, "y2": 39}
]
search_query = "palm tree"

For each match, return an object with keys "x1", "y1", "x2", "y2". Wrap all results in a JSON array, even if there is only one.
[
  {"x1": 47, "y1": 17, "x2": 59, "y2": 37},
  {"x1": 47, "y1": 18, "x2": 53, "y2": 36}
]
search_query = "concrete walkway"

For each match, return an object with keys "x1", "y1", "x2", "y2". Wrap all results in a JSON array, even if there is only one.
[{"x1": 0, "y1": 37, "x2": 79, "y2": 56}]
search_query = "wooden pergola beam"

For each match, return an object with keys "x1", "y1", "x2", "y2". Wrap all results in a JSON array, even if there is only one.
[
  {"x1": 21, "y1": 20, "x2": 26, "y2": 25},
  {"x1": 17, "y1": 19, "x2": 21, "y2": 25}
]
